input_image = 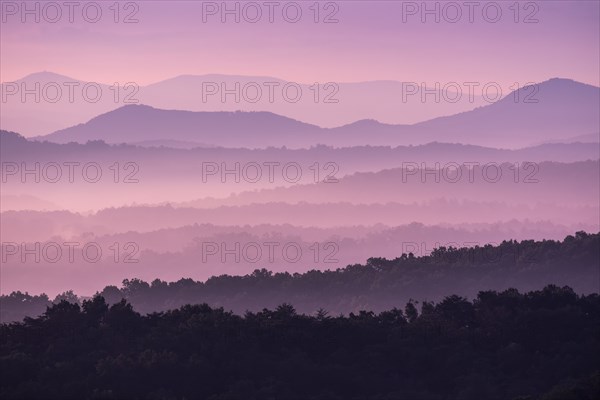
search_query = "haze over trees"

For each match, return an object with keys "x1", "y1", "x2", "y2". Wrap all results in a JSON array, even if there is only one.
[
  {"x1": 2, "y1": 232, "x2": 598, "y2": 323},
  {"x1": 3, "y1": 2, "x2": 599, "y2": 398}
]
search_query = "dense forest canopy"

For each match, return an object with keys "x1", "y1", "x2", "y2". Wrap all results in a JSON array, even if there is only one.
[
  {"x1": 1, "y1": 285, "x2": 598, "y2": 399},
  {"x1": 1, "y1": 232, "x2": 598, "y2": 399}
]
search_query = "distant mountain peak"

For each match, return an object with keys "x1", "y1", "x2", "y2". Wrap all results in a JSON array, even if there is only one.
[
  {"x1": 530, "y1": 77, "x2": 599, "y2": 92},
  {"x1": 15, "y1": 71, "x2": 79, "y2": 83},
  {"x1": 340, "y1": 119, "x2": 389, "y2": 128}
]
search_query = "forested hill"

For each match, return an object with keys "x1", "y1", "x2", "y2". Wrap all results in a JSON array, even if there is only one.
[
  {"x1": 1, "y1": 285, "x2": 599, "y2": 399},
  {"x1": 1, "y1": 232, "x2": 598, "y2": 322}
]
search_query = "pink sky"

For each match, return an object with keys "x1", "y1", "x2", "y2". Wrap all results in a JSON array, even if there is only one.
[{"x1": 1, "y1": 1, "x2": 599, "y2": 86}]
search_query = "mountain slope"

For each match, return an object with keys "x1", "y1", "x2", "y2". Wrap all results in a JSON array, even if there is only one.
[{"x1": 41, "y1": 105, "x2": 322, "y2": 148}]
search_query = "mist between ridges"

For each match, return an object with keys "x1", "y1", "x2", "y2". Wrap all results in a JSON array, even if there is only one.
[
  {"x1": 0, "y1": 161, "x2": 541, "y2": 184},
  {"x1": 196, "y1": 240, "x2": 540, "y2": 264},
  {"x1": 0, "y1": 81, "x2": 340, "y2": 105},
  {"x1": 197, "y1": 161, "x2": 541, "y2": 184},
  {"x1": 0, "y1": 240, "x2": 541, "y2": 265},
  {"x1": 1, "y1": 161, "x2": 140, "y2": 184},
  {"x1": 1, "y1": 241, "x2": 139, "y2": 264},
  {"x1": 1, "y1": 80, "x2": 541, "y2": 105}
]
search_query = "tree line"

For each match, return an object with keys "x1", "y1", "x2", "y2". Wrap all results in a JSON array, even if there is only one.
[
  {"x1": 2, "y1": 232, "x2": 598, "y2": 322},
  {"x1": 1, "y1": 284, "x2": 599, "y2": 399}
]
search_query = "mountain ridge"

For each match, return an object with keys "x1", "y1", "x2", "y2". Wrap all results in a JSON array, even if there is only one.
[{"x1": 35, "y1": 78, "x2": 600, "y2": 148}]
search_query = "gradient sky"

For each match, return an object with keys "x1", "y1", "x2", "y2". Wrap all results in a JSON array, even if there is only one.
[{"x1": 1, "y1": 1, "x2": 599, "y2": 86}]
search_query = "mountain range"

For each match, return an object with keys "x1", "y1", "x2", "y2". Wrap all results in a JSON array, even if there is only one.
[
  {"x1": 2, "y1": 73, "x2": 598, "y2": 148},
  {"x1": 31, "y1": 78, "x2": 599, "y2": 148},
  {"x1": 1, "y1": 71, "x2": 486, "y2": 135}
]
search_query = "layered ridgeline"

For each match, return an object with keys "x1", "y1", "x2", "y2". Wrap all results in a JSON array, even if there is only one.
[
  {"x1": 0, "y1": 72, "x2": 490, "y2": 134},
  {"x1": 2, "y1": 130, "x2": 598, "y2": 296},
  {"x1": 2, "y1": 78, "x2": 598, "y2": 319},
  {"x1": 5, "y1": 73, "x2": 598, "y2": 141},
  {"x1": 29, "y1": 78, "x2": 600, "y2": 148},
  {"x1": 2, "y1": 130, "x2": 599, "y2": 212},
  {"x1": 2, "y1": 232, "x2": 598, "y2": 323}
]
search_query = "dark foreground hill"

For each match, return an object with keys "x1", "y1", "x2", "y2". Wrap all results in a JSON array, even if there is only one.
[{"x1": 1, "y1": 285, "x2": 599, "y2": 400}]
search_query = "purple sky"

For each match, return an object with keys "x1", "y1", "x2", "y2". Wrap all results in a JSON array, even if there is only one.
[{"x1": 1, "y1": 1, "x2": 599, "y2": 86}]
